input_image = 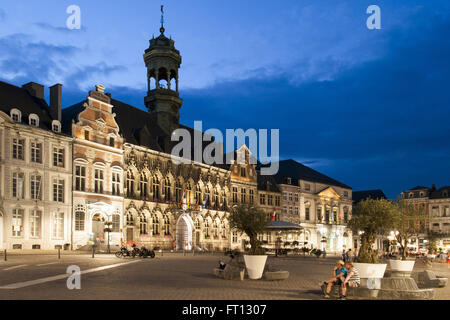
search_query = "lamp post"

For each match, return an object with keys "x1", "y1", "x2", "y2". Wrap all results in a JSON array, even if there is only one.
[{"x1": 104, "y1": 221, "x2": 113, "y2": 254}]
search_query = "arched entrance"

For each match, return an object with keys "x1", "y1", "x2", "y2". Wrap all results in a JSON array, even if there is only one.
[
  {"x1": 92, "y1": 213, "x2": 105, "y2": 243},
  {"x1": 176, "y1": 214, "x2": 194, "y2": 250}
]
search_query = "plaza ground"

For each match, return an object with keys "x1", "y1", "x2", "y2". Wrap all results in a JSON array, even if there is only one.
[{"x1": 0, "y1": 252, "x2": 450, "y2": 300}]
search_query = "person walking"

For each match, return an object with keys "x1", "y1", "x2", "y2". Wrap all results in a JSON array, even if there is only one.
[
  {"x1": 322, "y1": 249, "x2": 327, "y2": 259},
  {"x1": 342, "y1": 249, "x2": 347, "y2": 262}
]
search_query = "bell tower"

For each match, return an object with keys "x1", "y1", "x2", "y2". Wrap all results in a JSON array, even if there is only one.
[{"x1": 144, "y1": 5, "x2": 182, "y2": 135}]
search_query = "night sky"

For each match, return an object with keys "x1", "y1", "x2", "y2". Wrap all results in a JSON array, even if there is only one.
[{"x1": 0, "y1": 0, "x2": 449, "y2": 199}]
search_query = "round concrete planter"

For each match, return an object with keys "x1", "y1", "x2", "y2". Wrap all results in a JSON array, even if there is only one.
[
  {"x1": 388, "y1": 259, "x2": 415, "y2": 276},
  {"x1": 354, "y1": 263, "x2": 387, "y2": 279},
  {"x1": 243, "y1": 255, "x2": 267, "y2": 280}
]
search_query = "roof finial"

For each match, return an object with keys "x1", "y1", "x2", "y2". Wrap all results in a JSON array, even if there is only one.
[{"x1": 160, "y1": 4, "x2": 165, "y2": 34}]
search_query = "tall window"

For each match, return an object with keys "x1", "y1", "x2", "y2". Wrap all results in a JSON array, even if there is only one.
[
  {"x1": 232, "y1": 231, "x2": 238, "y2": 243},
  {"x1": 53, "y1": 147, "x2": 65, "y2": 167},
  {"x1": 249, "y1": 189, "x2": 254, "y2": 204},
  {"x1": 283, "y1": 192, "x2": 287, "y2": 201},
  {"x1": 195, "y1": 184, "x2": 202, "y2": 205},
  {"x1": 325, "y1": 208, "x2": 330, "y2": 222},
  {"x1": 112, "y1": 213, "x2": 120, "y2": 232},
  {"x1": 164, "y1": 177, "x2": 171, "y2": 201},
  {"x1": 53, "y1": 211, "x2": 64, "y2": 239},
  {"x1": 152, "y1": 214, "x2": 159, "y2": 234},
  {"x1": 213, "y1": 189, "x2": 219, "y2": 207},
  {"x1": 294, "y1": 207, "x2": 298, "y2": 216},
  {"x1": 317, "y1": 207, "x2": 322, "y2": 221},
  {"x1": 294, "y1": 193, "x2": 299, "y2": 202},
  {"x1": 112, "y1": 172, "x2": 121, "y2": 196},
  {"x1": 12, "y1": 172, "x2": 25, "y2": 199},
  {"x1": 139, "y1": 214, "x2": 148, "y2": 235},
  {"x1": 204, "y1": 219, "x2": 210, "y2": 238},
  {"x1": 75, "y1": 165, "x2": 86, "y2": 191},
  {"x1": 12, "y1": 138, "x2": 25, "y2": 160},
  {"x1": 305, "y1": 207, "x2": 310, "y2": 221},
  {"x1": 12, "y1": 209, "x2": 24, "y2": 237},
  {"x1": 84, "y1": 130, "x2": 90, "y2": 140},
  {"x1": 260, "y1": 194, "x2": 266, "y2": 205},
  {"x1": 343, "y1": 207, "x2": 349, "y2": 223},
  {"x1": 30, "y1": 175, "x2": 42, "y2": 200},
  {"x1": 289, "y1": 193, "x2": 293, "y2": 201},
  {"x1": 140, "y1": 173, "x2": 148, "y2": 199},
  {"x1": 53, "y1": 179, "x2": 64, "y2": 202},
  {"x1": 240, "y1": 188, "x2": 246, "y2": 203},
  {"x1": 232, "y1": 187, "x2": 238, "y2": 203},
  {"x1": 175, "y1": 180, "x2": 182, "y2": 204},
  {"x1": 30, "y1": 210, "x2": 42, "y2": 238},
  {"x1": 163, "y1": 215, "x2": 170, "y2": 235},
  {"x1": 275, "y1": 196, "x2": 280, "y2": 206},
  {"x1": 268, "y1": 194, "x2": 273, "y2": 206},
  {"x1": 152, "y1": 176, "x2": 160, "y2": 200},
  {"x1": 75, "y1": 207, "x2": 85, "y2": 231},
  {"x1": 127, "y1": 170, "x2": 135, "y2": 197},
  {"x1": 289, "y1": 207, "x2": 293, "y2": 215},
  {"x1": 30, "y1": 142, "x2": 42, "y2": 163},
  {"x1": 94, "y1": 168, "x2": 104, "y2": 193}
]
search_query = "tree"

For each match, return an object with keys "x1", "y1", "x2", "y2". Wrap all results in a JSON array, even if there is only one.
[
  {"x1": 229, "y1": 204, "x2": 270, "y2": 255},
  {"x1": 426, "y1": 231, "x2": 438, "y2": 254},
  {"x1": 348, "y1": 198, "x2": 398, "y2": 263},
  {"x1": 394, "y1": 199, "x2": 428, "y2": 260}
]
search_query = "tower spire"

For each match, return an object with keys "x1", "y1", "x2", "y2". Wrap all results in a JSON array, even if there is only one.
[{"x1": 160, "y1": 4, "x2": 165, "y2": 34}]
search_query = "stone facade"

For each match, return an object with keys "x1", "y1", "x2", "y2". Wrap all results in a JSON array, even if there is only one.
[{"x1": 0, "y1": 107, "x2": 72, "y2": 250}]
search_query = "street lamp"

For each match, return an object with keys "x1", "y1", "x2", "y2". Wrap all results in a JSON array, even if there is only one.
[{"x1": 104, "y1": 221, "x2": 113, "y2": 254}]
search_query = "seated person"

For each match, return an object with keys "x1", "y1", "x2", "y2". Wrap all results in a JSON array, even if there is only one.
[
  {"x1": 218, "y1": 254, "x2": 235, "y2": 270},
  {"x1": 341, "y1": 261, "x2": 360, "y2": 299},
  {"x1": 321, "y1": 260, "x2": 347, "y2": 298}
]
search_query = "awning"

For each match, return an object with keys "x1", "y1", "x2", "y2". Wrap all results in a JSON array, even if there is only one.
[{"x1": 265, "y1": 221, "x2": 303, "y2": 231}]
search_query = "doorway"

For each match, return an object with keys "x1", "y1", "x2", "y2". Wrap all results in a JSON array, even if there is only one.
[
  {"x1": 176, "y1": 214, "x2": 193, "y2": 250},
  {"x1": 92, "y1": 213, "x2": 105, "y2": 243}
]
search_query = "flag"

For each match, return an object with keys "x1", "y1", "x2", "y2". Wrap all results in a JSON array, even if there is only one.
[
  {"x1": 271, "y1": 208, "x2": 276, "y2": 221},
  {"x1": 202, "y1": 195, "x2": 208, "y2": 209},
  {"x1": 179, "y1": 189, "x2": 186, "y2": 206}
]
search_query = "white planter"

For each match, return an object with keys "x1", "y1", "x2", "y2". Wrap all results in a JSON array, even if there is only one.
[
  {"x1": 243, "y1": 255, "x2": 267, "y2": 280},
  {"x1": 353, "y1": 263, "x2": 387, "y2": 279},
  {"x1": 388, "y1": 260, "x2": 415, "y2": 272}
]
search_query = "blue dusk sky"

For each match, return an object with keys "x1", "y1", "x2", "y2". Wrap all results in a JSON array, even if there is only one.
[{"x1": 0, "y1": 0, "x2": 449, "y2": 198}]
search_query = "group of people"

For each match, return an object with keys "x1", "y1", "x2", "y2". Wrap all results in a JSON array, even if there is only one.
[
  {"x1": 310, "y1": 248, "x2": 327, "y2": 258},
  {"x1": 341, "y1": 249, "x2": 355, "y2": 262},
  {"x1": 320, "y1": 260, "x2": 360, "y2": 299}
]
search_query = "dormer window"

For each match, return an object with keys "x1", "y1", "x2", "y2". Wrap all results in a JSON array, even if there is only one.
[
  {"x1": 109, "y1": 137, "x2": 115, "y2": 147},
  {"x1": 409, "y1": 192, "x2": 414, "y2": 198},
  {"x1": 52, "y1": 120, "x2": 61, "y2": 133},
  {"x1": 287, "y1": 177, "x2": 292, "y2": 185},
  {"x1": 10, "y1": 108, "x2": 21, "y2": 122},
  {"x1": 85, "y1": 130, "x2": 90, "y2": 140},
  {"x1": 444, "y1": 191, "x2": 449, "y2": 198},
  {"x1": 29, "y1": 114, "x2": 39, "y2": 127},
  {"x1": 240, "y1": 167, "x2": 246, "y2": 178}
]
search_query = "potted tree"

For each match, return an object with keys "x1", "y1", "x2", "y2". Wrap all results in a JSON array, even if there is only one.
[
  {"x1": 348, "y1": 198, "x2": 398, "y2": 282},
  {"x1": 229, "y1": 204, "x2": 270, "y2": 279},
  {"x1": 389, "y1": 199, "x2": 428, "y2": 276}
]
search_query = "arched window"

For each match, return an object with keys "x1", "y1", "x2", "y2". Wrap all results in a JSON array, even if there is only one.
[
  {"x1": 213, "y1": 189, "x2": 219, "y2": 208},
  {"x1": 164, "y1": 177, "x2": 171, "y2": 201},
  {"x1": 10, "y1": 108, "x2": 21, "y2": 122},
  {"x1": 126, "y1": 212, "x2": 134, "y2": 226},
  {"x1": 213, "y1": 220, "x2": 219, "y2": 239},
  {"x1": 75, "y1": 205, "x2": 86, "y2": 231},
  {"x1": 29, "y1": 114, "x2": 39, "y2": 127},
  {"x1": 195, "y1": 184, "x2": 202, "y2": 205},
  {"x1": 52, "y1": 120, "x2": 61, "y2": 133},
  {"x1": 163, "y1": 214, "x2": 171, "y2": 235},
  {"x1": 204, "y1": 219, "x2": 210, "y2": 239},
  {"x1": 152, "y1": 176, "x2": 160, "y2": 201},
  {"x1": 126, "y1": 170, "x2": 135, "y2": 198},
  {"x1": 186, "y1": 182, "x2": 192, "y2": 204},
  {"x1": 139, "y1": 214, "x2": 147, "y2": 235},
  {"x1": 204, "y1": 187, "x2": 211, "y2": 207},
  {"x1": 152, "y1": 214, "x2": 159, "y2": 235},
  {"x1": 140, "y1": 172, "x2": 148, "y2": 199},
  {"x1": 195, "y1": 218, "x2": 201, "y2": 230}
]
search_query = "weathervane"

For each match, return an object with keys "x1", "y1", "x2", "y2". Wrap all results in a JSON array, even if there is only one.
[{"x1": 160, "y1": 4, "x2": 165, "y2": 34}]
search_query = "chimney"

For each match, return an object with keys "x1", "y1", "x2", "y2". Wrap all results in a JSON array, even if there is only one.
[
  {"x1": 50, "y1": 84, "x2": 62, "y2": 121},
  {"x1": 22, "y1": 82, "x2": 44, "y2": 99}
]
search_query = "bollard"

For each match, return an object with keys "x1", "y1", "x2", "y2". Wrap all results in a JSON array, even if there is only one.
[
  {"x1": 92, "y1": 245, "x2": 95, "y2": 258},
  {"x1": 4, "y1": 249, "x2": 6, "y2": 261},
  {"x1": 58, "y1": 248, "x2": 61, "y2": 259}
]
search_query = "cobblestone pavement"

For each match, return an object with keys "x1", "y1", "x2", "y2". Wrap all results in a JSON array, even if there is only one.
[{"x1": 0, "y1": 252, "x2": 449, "y2": 300}]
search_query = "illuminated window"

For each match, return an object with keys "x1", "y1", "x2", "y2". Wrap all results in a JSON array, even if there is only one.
[
  {"x1": 30, "y1": 210, "x2": 42, "y2": 238},
  {"x1": 75, "y1": 206, "x2": 85, "y2": 231},
  {"x1": 75, "y1": 165, "x2": 86, "y2": 191},
  {"x1": 53, "y1": 147, "x2": 65, "y2": 167},
  {"x1": 52, "y1": 211, "x2": 64, "y2": 239},
  {"x1": 12, "y1": 138, "x2": 25, "y2": 160},
  {"x1": 30, "y1": 175, "x2": 42, "y2": 200},
  {"x1": 12, "y1": 172, "x2": 25, "y2": 199},
  {"x1": 31, "y1": 142, "x2": 42, "y2": 163},
  {"x1": 112, "y1": 172, "x2": 121, "y2": 196},
  {"x1": 12, "y1": 209, "x2": 24, "y2": 237},
  {"x1": 53, "y1": 179, "x2": 64, "y2": 202},
  {"x1": 94, "y1": 168, "x2": 104, "y2": 193}
]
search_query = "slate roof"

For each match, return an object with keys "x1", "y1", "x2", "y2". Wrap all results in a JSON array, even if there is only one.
[
  {"x1": 0, "y1": 81, "x2": 56, "y2": 131},
  {"x1": 352, "y1": 189, "x2": 387, "y2": 203},
  {"x1": 269, "y1": 159, "x2": 351, "y2": 189},
  {"x1": 430, "y1": 186, "x2": 450, "y2": 199},
  {"x1": 257, "y1": 172, "x2": 281, "y2": 193}
]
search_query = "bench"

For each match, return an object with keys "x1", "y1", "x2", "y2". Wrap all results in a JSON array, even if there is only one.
[{"x1": 422, "y1": 270, "x2": 448, "y2": 288}]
